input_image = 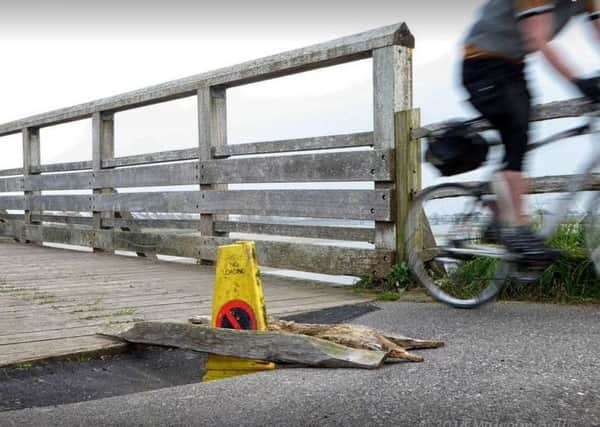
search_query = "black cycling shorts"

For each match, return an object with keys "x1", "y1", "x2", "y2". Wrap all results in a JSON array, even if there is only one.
[{"x1": 462, "y1": 58, "x2": 531, "y2": 172}]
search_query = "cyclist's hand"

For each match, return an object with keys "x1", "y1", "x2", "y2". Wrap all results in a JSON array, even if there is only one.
[{"x1": 575, "y1": 77, "x2": 600, "y2": 103}]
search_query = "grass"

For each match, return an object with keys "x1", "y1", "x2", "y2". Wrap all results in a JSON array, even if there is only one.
[
  {"x1": 354, "y1": 221, "x2": 600, "y2": 304},
  {"x1": 12, "y1": 362, "x2": 33, "y2": 370},
  {"x1": 499, "y1": 221, "x2": 600, "y2": 303},
  {"x1": 445, "y1": 221, "x2": 600, "y2": 303},
  {"x1": 353, "y1": 262, "x2": 418, "y2": 301}
]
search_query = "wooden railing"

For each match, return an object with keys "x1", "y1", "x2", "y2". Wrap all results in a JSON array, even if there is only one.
[{"x1": 0, "y1": 22, "x2": 418, "y2": 278}]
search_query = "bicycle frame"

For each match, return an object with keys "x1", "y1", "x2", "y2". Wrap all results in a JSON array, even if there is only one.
[{"x1": 439, "y1": 110, "x2": 600, "y2": 260}]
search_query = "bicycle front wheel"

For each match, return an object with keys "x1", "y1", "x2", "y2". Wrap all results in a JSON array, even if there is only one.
[{"x1": 405, "y1": 183, "x2": 511, "y2": 308}]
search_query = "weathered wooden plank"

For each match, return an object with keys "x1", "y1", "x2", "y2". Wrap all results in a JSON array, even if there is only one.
[
  {"x1": 0, "y1": 23, "x2": 414, "y2": 137},
  {"x1": 394, "y1": 109, "x2": 421, "y2": 262},
  {"x1": 2, "y1": 213, "x2": 93, "y2": 226},
  {"x1": 0, "y1": 191, "x2": 393, "y2": 221},
  {"x1": 201, "y1": 150, "x2": 393, "y2": 184},
  {"x1": 0, "y1": 222, "x2": 95, "y2": 247},
  {"x1": 25, "y1": 173, "x2": 92, "y2": 191},
  {"x1": 214, "y1": 221, "x2": 374, "y2": 242},
  {"x1": 102, "y1": 218, "x2": 198, "y2": 229},
  {"x1": 373, "y1": 45, "x2": 413, "y2": 255},
  {"x1": 103, "y1": 322, "x2": 387, "y2": 369},
  {"x1": 23, "y1": 163, "x2": 197, "y2": 191},
  {"x1": 92, "y1": 190, "x2": 392, "y2": 220},
  {"x1": 0, "y1": 196, "x2": 26, "y2": 210},
  {"x1": 23, "y1": 218, "x2": 364, "y2": 243},
  {"x1": 412, "y1": 98, "x2": 597, "y2": 139},
  {"x1": 32, "y1": 161, "x2": 93, "y2": 174},
  {"x1": 0, "y1": 176, "x2": 23, "y2": 192},
  {"x1": 92, "y1": 112, "x2": 115, "y2": 237},
  {"x1": 0, "y1": 223, "x2": 392, "y2": 276},
  {"x1": 250, "y1": 238, "x2": 393, "y2": 277},
  {"x1": 198, "y1": 86, "x2": 228, "y2": 240},
  {"x1": 212, "y1": 132, "x2": 374, "y2": 158},
  {"x1": 0, "y1": 168, "x2": 23, "y2": 178},
  {"x1": 23, "y1": 128, "x2": 41, "y2": 225},
  {"x1": 28, "y1": 195, "x2": 92, "y2": 211},
  {"x1": 102, "y1": 148, "x2": 197, "y2": 168}
]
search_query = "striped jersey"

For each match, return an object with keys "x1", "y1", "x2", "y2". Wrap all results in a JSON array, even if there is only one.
[{"x1": 464, "y1": 0, "x2": 600, "y2": 60}]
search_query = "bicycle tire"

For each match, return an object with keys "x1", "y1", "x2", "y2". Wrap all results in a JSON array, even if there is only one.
[{"x1": 405, "y1": 183, "x2": 511, "y2": 308}]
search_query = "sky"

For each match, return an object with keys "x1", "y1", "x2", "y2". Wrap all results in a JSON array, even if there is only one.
[{"x1": 0, "y1": 0, "x2": 598, "y2": 181}]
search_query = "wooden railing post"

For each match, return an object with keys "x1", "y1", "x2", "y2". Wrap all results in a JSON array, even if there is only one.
[
  {"x1": 372, "y1": 44, "x2": 413, "y2": 267},
  {"x1": 22, "y1": 127, "x2": 41, "y2": 241},
  {"x1": 92, "y1": 112, "x2": 114, "y2": 252},
  {"x1": 394, "y1": 109, "x2": 421, "y2": 261},
  {"x1": 197, "y1": 86, "x2": 228, "y2": 263}
]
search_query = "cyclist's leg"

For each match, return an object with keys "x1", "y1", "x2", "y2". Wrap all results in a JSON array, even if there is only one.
[
  {"x1": 462, "y1": 58, "x2": 529, "y2": 226},
  {"x1": 462, "y1": 59, "x2": 560, "y2": 259},
  {"x1": 496, "y1": 78, "x2": 530, "y2": 225}
]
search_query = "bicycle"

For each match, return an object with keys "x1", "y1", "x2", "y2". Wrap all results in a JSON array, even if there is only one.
[{"x1": 405, "y1": 107, "x2": 600, "y2": 309}]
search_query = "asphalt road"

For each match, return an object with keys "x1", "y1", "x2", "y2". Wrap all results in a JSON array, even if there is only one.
[{"x1": 2, "y1": 301, "x2": 600, "y2": 427}]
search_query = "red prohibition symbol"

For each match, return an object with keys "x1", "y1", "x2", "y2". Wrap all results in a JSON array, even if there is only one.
[{"x1": 215, "y1": 300, "x2": 257, "y2": 330}]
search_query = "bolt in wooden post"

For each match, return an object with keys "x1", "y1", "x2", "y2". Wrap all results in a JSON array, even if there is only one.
[
  {"x1": 22, "y1": 127, "x2": 41, "y2": 242},
  {"x1": 198, "y1": 86, "x2": 228, "y2": 264},
  {"x1": 372, "y1": 44, "x2": 413, "y2": 271},
  {"x1": 92, "y1": 112, "x2": 114, "y2": 252}
]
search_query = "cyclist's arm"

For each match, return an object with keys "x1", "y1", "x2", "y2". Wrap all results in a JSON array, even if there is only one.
[{"x1": 518, "y1": 9, "x2": 576, "y2": 81}]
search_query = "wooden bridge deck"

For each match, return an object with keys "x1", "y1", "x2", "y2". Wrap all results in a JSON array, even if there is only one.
[{"x1": 0, "y1": 240, "x2": 370, "y2": 367}]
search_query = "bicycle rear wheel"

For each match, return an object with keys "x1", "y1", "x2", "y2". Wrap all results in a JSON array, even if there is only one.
[{"x1": 405, "y1": 183, "x2": 511, "y2": 308}]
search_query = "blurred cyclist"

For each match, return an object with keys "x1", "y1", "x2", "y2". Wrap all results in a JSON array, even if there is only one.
[{"x1": 462, "y1": 0, "x2": 600, "y2": 260}]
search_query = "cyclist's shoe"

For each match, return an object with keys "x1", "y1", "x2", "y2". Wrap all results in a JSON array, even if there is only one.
[
  {"x1": 500, "y1": 225, "x2": 562, "y2": 263},
  {"x1": 481, "y1": 219, "x2": 501, "y2": 244}
]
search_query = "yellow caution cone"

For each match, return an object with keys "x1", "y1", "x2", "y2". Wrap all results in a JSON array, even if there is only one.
[{"x1": 202, "y1": 241, "x2": 275, "y2": 381}]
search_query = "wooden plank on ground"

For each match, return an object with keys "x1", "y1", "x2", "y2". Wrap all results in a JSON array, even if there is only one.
[{"x1": 103, "y1": 322, "x2": 387, "y2": 369}]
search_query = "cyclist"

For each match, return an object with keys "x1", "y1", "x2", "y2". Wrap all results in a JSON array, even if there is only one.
[{"x1": 462, "y1": 0, "x2": 600, "y2": 260}]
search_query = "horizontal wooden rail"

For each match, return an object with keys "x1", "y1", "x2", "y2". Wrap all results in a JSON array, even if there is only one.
[
  {"x1": 412, "y1": 98, "x2": 597, "y2": 139},
  {"x1": 0, "y1": 213, "x2": 375, "y2": 242},
  {"x1": 0, "y1": 222, "x2": 393, "y2": 276},
  {"x1": 0, "y1": 23, "x2": 413, "y2": 137},
  {"x1": 0, "y1": 190, "x2": 392, "y2": 220},
  {"x1": 0, "y1": 168, "x2": 23, "y2": 178},
  {"x1": 0, "y1": 214, "x2": 374, "y2": 242},
  {"x1": 212, "y1": 132, "x2": 374, "y2": 158},
  {"x1": 200, "y1": 150, "x2": 392, "y2": 184},
  {"x1": 0, "y1": 161, "x2": 93, "y2": 178},
  {"x1": 213, "y1": 221, "x2": 374, "y2": 242},
  {"x1": 103, "y1": 149, "x2": 198, "y2": 168},
  {"x1": 0, "y1": 150, "x2": 391, "y2": 192},
  {"x1": 0, "y1": 213, "x2": 93, "y2": 227},
  {"x1": 101, "y1": 132, "x2": 374, "y2": 169},
  {"x1": 33, "y1": 161, "x2": 93, "y2": 174}
]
